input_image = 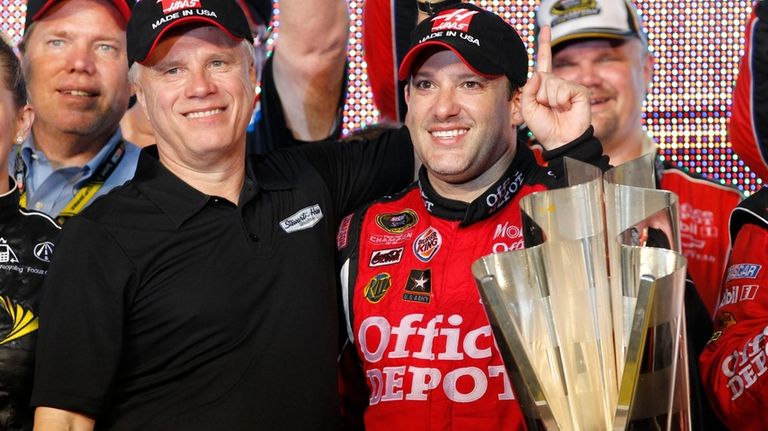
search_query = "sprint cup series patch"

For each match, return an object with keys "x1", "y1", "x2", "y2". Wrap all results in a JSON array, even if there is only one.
[{"x1": 375, "y1": 209, "x2": 418, "y2": 234}]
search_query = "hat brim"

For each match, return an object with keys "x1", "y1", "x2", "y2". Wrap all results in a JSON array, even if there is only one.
[
  {"x1": 137, "y1": 17, "x2": 250, "y2": 65},
  {"x1": 398, "y1": 40, "x2": 504, "y2": 81},
  {"x1": 28, "y1": 0, "x2": 131, "y2": 26},
  {"x1": 551, "y1": 30, "x2": 638, "y2": 49}
]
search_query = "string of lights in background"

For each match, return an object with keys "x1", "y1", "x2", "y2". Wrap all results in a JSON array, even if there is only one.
[
  {"x1": 0, "y1": 1, "x2": 759, "y2": 193},
  {"x1": 342, "y1": 0, "x2": 759, "y2": 193}
]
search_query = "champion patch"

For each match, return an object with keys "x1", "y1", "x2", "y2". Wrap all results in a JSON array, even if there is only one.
[
  {"x1": 364, "y1": 273, "x2": 392, "y2": 303},
  {"x1": 375, "y1": 209, "x2": 418, "y2": 234},
  {"x1": 413, "y1": 227, "x2": 442, "y2": 262},
  {"x1": 369, "y1": 232, "x2": 414, "y2": 246},
  {"x1": 402, "y1": 269, "x2": 432, "y2": 303},
  {"x1": 725, "y1": 264, "x2": 762, "y2": 282},
  {"x1": 280, "y1": 205, "x2": 323, "y2": 233},
  {"x1": 369, "y1": 247, "x2": 404, "y2": 267}
]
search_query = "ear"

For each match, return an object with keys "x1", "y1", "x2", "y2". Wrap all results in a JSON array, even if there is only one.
[
  {"x1": 15, "y1": 104, "x2": 33, "y2": 142},
  {"x1": 508, "y1": 88, "x2": 523, "y2": 127},
  {"x1": 249, "y1": 60, "x2": 259, "y2": 109},
  {"x1": 404, "y1": 80, "x2": 411, "y2": 106},
  {"x1": 642, "y1": 51, "x2": 654, "y2": 97},
  {"x1": 132, "y1": 78, "x2": 151, "y2": 121}
]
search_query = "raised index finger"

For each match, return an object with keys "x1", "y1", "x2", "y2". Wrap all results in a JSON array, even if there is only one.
[{"x1": 536, "y1": 25, "x2": 552, "y2": 74}]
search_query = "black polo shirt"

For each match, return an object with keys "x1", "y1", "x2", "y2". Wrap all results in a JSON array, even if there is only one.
[{"x1": 31, "y1": 129, "x2": 413, "y2": 431}]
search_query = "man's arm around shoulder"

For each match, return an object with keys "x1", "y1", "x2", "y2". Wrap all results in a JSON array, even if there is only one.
[{"x1": 34, "y1": 407, "x2": 94, "y2": 431}]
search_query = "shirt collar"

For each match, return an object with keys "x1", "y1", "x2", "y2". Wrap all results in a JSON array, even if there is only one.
[
  {"x1": 20, "y1": 129, "x2": 123, "y2": 181},
  {"x1": 132, "y1": 147, "x2": 292, "y2": 228},
  {"x1": 418, "y1": 143, "x2": 538, "y2": 226}
]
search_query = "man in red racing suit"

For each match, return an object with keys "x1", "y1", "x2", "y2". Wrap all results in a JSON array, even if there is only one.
[
  {"x1": 699, "y1": 186, "x2": 768, "y2": 430},
  {"x1": 336, "y1": 3, "x2": 606, "y2": 430},
  {"x1": 730, "y1": 0, "x2": 768, "y2": 183}
]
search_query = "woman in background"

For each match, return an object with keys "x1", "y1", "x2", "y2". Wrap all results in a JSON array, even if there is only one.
[{"x1": 0, "y1": 33, "x2": 60, "y2": 431}]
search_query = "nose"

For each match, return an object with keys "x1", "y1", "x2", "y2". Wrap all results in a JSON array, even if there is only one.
[
  {"x1": 185, "y1": 68, "x2": 216, "y2": 99},
  {"x1": 66, "y1": 43, "x2": 96, "y2": 74},
  {"x1": 573, "y1": 62, "x2": 602, "y2": 88},
  {"x1": 432, "y1": 86, "x2": 460, "y2": 121}
]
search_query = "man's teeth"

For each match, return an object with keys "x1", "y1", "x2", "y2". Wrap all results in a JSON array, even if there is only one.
[
  {"x1": 66, "y1": 90, "x2": 92, "y2": 97},
  {"x1": 431, "y1": 129, "x2": 467, "y2": 138},
  {"x1": 186, "y1": 109, "x2": 222, "y2": 119}
]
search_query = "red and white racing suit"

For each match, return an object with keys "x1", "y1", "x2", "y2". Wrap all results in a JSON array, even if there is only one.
[
  {"x1": 729, "y1": 1, "x2": 768, "y2": 182},
  {"x1": 337, "y1": 142, "x2": 582, "y2": 431},
  {"x1": 657, "y1": 159, "x2": 744, "y2": 316},
  {"x1": 699, "y1": 186, "x2": 768, "y2": 430}
]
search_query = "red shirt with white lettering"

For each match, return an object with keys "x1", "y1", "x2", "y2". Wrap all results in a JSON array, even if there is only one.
[
  {"x1": 659, "y1": 165, "x2": 743, "y2": 316},
  {"x1": 699, "y1": 188, "x2": 768, "y2": 429},
  {"x1": 337, "y1": 145, "x2": 564, "y2": 431}
]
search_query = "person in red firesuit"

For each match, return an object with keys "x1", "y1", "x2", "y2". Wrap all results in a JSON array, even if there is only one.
[{"x1": 336, "y1": 3, "x2": 608, "y2": 430}]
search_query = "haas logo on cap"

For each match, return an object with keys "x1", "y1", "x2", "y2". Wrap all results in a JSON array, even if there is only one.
[
  {"x1": 431, "y1": 9, "x2": 479, "y2": 32},
  {"x1": 158, "y1": 0, "x2": 201, "y2": 14}
]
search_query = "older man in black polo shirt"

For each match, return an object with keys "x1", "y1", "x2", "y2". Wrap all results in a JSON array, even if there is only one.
[
  {"x1": 30, "y1": 2, "x2": 413, "y2": 430},
  {"x1": 30, "y1": 1, "x2": 599, "y2": 430}
]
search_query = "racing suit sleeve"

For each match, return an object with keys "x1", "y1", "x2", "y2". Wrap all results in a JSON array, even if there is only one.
[
  {"x1": 539, "y1": 126, "x2": 612, "y2": 175},
  {"x1": 699, "y1": 220, "x2": 768, "y2": 430},
  {"x1": 729, "y1": 0, "x2": 768, "y2": 181}
]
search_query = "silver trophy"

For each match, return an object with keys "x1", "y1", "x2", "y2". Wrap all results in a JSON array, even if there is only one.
[{"x1": 472, "y1": 155, "x2": 689, "y2": 430}]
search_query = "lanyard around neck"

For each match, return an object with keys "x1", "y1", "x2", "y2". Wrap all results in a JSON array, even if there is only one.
[{"x1": 14, "y1": 141, "x2": 126, "y2": 225}]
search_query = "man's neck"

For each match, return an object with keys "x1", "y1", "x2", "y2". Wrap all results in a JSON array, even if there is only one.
[
  {"x1": 428, "y1": 147, "x2": 516, "y2": 204},
  {"x1": 158, "y1": 149, "x2": 246, "y2": 205},
  {"x1": 31, "y1": 124, "x2": 116, "y2": 169},
  {"x1": 603, "y1": 128, "x2": 655, "y2": 166},
  {"x1": 120, "y1": 105, "x2": 155, "y2": 148}
]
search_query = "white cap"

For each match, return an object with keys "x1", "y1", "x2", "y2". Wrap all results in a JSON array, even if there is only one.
[{"x1": 536, "y1": 0, "x2": 647, "y2": 49}]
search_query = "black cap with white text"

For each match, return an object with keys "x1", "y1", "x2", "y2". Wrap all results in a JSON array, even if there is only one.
[
  {"x1": 398, "y1": 3, "x2": 528, "y2": 87},
  {"x1": 127, "y1": 0, "x2": 253, "y2": 66}
]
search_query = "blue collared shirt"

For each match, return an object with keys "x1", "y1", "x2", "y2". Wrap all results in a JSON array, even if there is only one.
[{"x1": 10, "y1": 129, "x2": 141, "y2": 218}]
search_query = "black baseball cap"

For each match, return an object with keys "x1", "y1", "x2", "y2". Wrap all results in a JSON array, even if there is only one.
[
  {"x1": 127, "y1": 0, "x2": 253, "y2": 66},
  {"x1": 398, "y1": 3, "x2": 528, "y2": 87},
  {"x1": 25, "y1": 0, "x2": 133, "y2": 30}
]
